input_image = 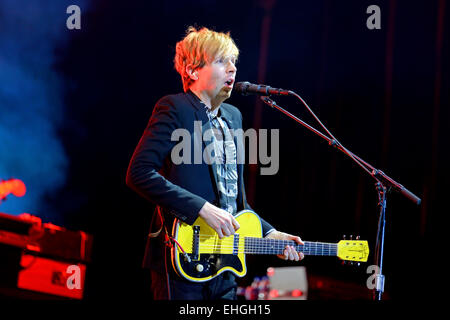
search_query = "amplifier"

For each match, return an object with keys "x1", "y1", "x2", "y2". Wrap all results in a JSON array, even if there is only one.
[
  {"x1": 0, "y1": 212, "x2": 93, "y2": 263},
  {"x1": 17, "y1": 254, "x2": 86, "y2": 299},
  {"x1": 0, "y1": 212, "x2": 92, "y2": 299}
]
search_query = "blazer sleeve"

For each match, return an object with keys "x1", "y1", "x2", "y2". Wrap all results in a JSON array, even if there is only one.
[{"x1": 126, "y1": 96, "x2": 206, "y2": 225}]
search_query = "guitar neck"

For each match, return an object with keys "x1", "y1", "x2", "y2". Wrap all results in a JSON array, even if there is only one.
[{"x1": 244, "y1": 237, "x2": 338, "y2": 257}]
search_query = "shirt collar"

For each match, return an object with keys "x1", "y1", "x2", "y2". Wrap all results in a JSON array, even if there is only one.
[{"x1": 187, "y1": 90, "x2": 220, "y2": 119}]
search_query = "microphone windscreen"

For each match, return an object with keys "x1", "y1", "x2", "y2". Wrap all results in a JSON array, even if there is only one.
[{"x1": 234, "y1": 81, "x2": 251, "y2": 95}]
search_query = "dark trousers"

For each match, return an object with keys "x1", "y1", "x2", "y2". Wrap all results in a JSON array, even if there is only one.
[{"x1": 150, "y1": 270, "x2": 238, "y2": 300}]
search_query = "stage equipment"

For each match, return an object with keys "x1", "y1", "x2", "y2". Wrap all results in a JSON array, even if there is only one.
[
  {"x1": 0, "y1": 179, "x2": 26, "y2": 202},
  {"x1": 0, "y1": 212, "x2": 93, "y2": 299},
  {"x1": 265, "y1": 266, "x2": 308, "y2": 300}
]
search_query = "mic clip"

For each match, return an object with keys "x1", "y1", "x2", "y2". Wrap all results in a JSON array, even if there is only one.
[{"x1": 260, "y1": 96, "x2": 277, "y2": 108}]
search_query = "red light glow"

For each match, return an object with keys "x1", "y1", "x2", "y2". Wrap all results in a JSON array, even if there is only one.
[
  {"x1": 291, "y1": 289, "x2": 303, "y2": 297},
  {"x1": 269, "y1": 289, "x2": 279, "y2": 298}
]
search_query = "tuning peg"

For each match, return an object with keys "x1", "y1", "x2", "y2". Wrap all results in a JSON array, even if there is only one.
[
  {"x1": 356, "y1": 235, "x2": 360, "y2": 240},
  {"x1": 343, "y1": 235, "x2": 346, "y2": 240},
  {"x1": 349, "y1": 235, "x2": 353, "y2": 240},
  {"x1": 341, "y1": 260, "x2": 347, "y2": 266}
]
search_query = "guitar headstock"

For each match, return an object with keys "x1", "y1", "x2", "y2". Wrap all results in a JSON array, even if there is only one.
[{"x1": 337, "y1": 236, "x2": 369, "y2": 263}]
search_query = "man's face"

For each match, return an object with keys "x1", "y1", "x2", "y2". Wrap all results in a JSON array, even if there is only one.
[{"x1": 194, "y1": 55, "x2": 237, "y2": 103}]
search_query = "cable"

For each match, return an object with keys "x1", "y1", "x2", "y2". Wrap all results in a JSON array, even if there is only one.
[
  {"x1": 163, "y1": 242, "x2": 171, "y2": 300},
  {"x1": 171, "y1": 237, "x2": 191, "y2": 262}
]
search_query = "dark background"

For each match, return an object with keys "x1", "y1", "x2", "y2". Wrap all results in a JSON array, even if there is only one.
[{"x1": 1, "y1": 0, "x2": 448, "y2": 302}]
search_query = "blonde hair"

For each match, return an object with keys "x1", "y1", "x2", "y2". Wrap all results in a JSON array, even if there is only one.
[{"x1": 174, "y1": 26, "x2": 239, "y2": 92}]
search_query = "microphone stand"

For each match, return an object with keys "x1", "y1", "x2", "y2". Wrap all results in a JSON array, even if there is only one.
[{"x1": 259, "y1": 95, "x2": 421, "y2": 300}]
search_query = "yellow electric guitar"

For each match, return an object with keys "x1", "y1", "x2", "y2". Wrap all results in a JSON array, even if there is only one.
[{"x1": 171, "y1": 210, "x2": 369, "y2": 282}]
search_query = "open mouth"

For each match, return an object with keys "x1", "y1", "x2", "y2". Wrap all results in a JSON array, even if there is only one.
[{"x1": 225, "y1": 79, "x2": 234, "y2": 86}]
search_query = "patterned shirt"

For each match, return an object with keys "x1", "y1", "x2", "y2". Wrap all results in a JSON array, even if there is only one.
[{"x1": 204, "y1": 106, "x2": 238, "y2": 215}]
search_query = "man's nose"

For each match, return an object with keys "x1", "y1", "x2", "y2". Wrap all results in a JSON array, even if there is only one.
[{"x1": 227, "y1": 61, "x2": 237, "y2": 73}]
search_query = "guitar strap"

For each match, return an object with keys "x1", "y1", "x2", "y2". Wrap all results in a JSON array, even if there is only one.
[
  {"x1": 147, "y1": 206, "x2": 174, "y2": 300},
  {"x1": 148, "y1": 206, "x2": 173, "y2": 248}
]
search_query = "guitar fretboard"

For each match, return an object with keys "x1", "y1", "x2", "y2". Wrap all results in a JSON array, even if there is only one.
[{"x1": 244, "y1": 237, "x2": 338, "y2": 256}]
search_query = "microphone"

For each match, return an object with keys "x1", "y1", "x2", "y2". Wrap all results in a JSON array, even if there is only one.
[{"x1": 234, "y1": 81, "x2": 291, "y2": 96}]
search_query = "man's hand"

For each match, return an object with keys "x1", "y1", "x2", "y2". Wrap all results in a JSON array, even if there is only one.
[
  {"x1": 198, "y1": 202, "x2": 240, "y2": 239},
  {"x1": 265, "y1": 230, "x2": 305, "y2": 261}
]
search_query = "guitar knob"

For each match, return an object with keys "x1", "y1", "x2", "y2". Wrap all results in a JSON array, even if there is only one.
[{"x1": 195, "y1": 264, "x2": 204, "y2": 273}]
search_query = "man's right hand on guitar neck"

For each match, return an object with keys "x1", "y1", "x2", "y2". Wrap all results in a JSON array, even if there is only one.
[{"x1": 198, "y1": 202, "x2": 240, "y2": 239}]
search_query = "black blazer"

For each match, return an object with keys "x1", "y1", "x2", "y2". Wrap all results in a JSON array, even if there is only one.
[{"x1": 126, "y1": 91, "x2": 274, "y2": 271}]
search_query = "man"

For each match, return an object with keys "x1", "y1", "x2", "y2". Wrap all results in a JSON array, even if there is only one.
[{"x1": 126, "y1": 26, "x2": 304, "y2": 300}]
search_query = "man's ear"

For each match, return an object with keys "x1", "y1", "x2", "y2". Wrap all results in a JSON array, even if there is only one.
[{"x1": 186, "y1": 64, "x2": 198, "y2": 81}]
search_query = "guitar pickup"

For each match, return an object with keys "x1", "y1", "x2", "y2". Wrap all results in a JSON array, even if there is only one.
[
  {"x1": 233, "y1": 234, "x2": 239, "y2": 255},
  {"x1": 191, "y1": 226, "x2": 200, "y2": 261}
]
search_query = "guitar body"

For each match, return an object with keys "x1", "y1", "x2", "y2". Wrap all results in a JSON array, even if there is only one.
[{"x1": 172, "y1": 210, "x2": 262, "y2": 282}]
